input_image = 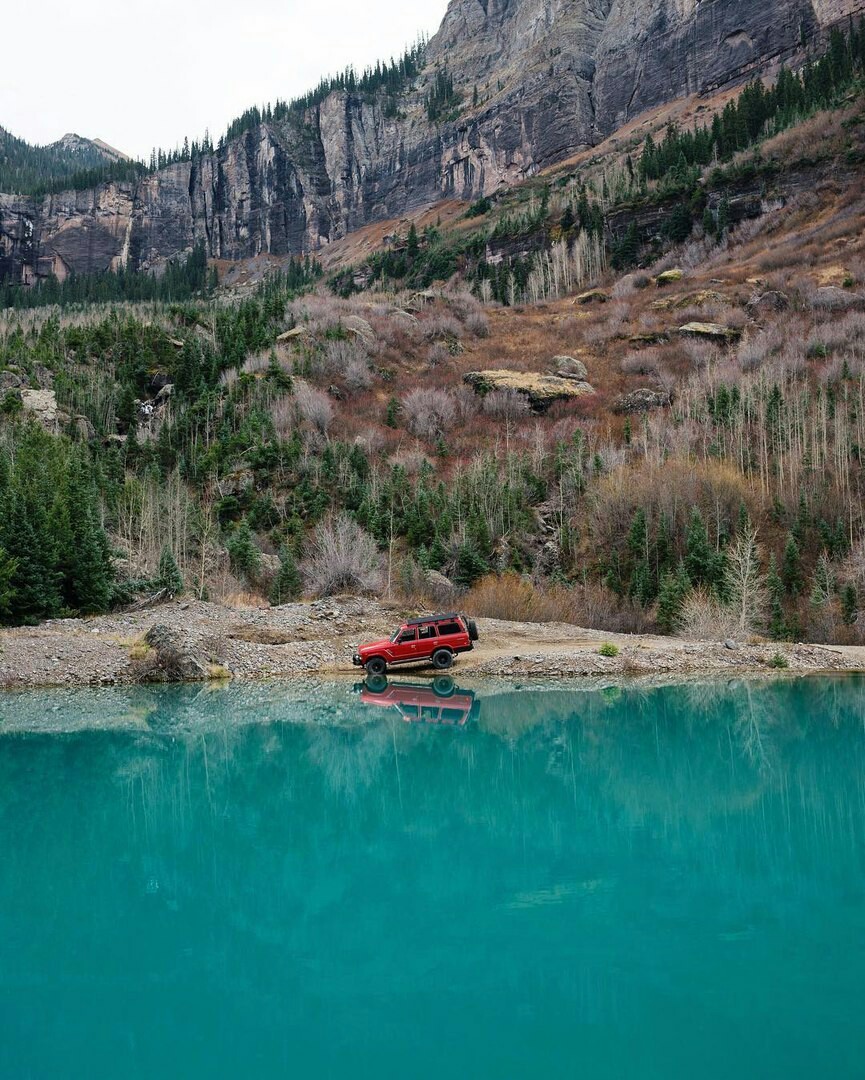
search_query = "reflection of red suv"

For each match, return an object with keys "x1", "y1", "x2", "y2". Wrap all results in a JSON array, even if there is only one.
[
  {"x1": 359, "y1": 679, "x2": 478, "y2": 726},
  {"x1": 352, "y1": 613, "x2": 478, "y2": 676}
]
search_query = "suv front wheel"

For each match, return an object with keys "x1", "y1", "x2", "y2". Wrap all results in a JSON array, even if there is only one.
[
  {"x1": 365, "y1": 656, "x2": 387, "y2": 677},
  {"x1": 432, "y1": 649, "x2": 454, "y2": 671}
]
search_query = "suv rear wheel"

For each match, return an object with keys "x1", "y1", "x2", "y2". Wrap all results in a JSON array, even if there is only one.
[
  {"x1": 365, "y1": 656, "x2": 387, "y2": 676},
  {"x1": 432, "y1": 648, "x2": 453, "y2": 671}
]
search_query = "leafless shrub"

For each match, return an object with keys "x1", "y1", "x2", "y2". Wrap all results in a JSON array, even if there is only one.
[
  {"x1": 354, "y1": 428, "x2": 386, "y2": 455},
  {"x1": 270, "y1": 395, "x2": 296, "y2": 438},
  {"x1": 620, "y1": 351, "x2": 660, "y2": 377},
  {"x1": 302, "y1": 514, "x2": 384, "y2": 597},
  {"x1": 603, "y1": 302, "x2": 630, "y2": 336},
  {"x1": 324, "y1": 338, "x2": 369, "y2": 376},
  {"x1": 427, "y1": 343, "x2": 449, "y2": 367},
  {"x1": 242, "y1": 351, "x2": 270, "y2": 375},
  {"x1": 444, "y1": 290, "x2": 482, "y2": 320},
  {"x1": 219, "y1": 368, "x2": 239, "y2": 391},
  {"x1": 738, "y1": 327, "x2": 784, "y2": 372},
  {"x1": 611, "y1": 276, "x2": 636, "y2": 298},
  {"x1": 482, "y1": 389, "x2": 530, "y2": 421},
  {"x1": 421, "y1": 312, "x2": 462, "y2": 341},
  {"x1": 344, "y1": 355, "x2": 373, "y2": 391},
  {"x1": 684, "y1": 340, "x2": 720, "y2": 371},
  {"x1": 402, "y1": 387, "x2": 457, "y2": 440},
  {"x1": 463, "y1": 573, "x2": 651, "y2": 634},
  {"x1": 465, "y1": 311, "x2": 491, "y2": 337},
  {"x1": 678, "y1": 588, "x2": 740, "y2": 640},
  {"x1": 454, "y1": 386, "x2": 480, "y2": 422},
  {"x1": 295, "y1": 381, "x2": 334, "y2": 434}
]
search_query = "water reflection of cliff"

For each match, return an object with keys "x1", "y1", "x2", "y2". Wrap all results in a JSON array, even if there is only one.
[{"x1": 1, "y1": 676, "x2": 864, "y2": 1074}]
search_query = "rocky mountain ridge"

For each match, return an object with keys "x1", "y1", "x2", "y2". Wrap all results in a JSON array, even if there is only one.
[{"x1": 2, "y1": 0, "x2": 863, "y2": 283}]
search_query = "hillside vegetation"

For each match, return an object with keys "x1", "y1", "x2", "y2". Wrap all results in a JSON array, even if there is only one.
[{"x1": 1, "y1": 27, "x2": 865, "y2": 646}]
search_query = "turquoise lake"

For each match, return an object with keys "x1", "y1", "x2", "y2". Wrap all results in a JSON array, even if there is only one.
[{"x1": 1, "y1": 675, "x2": 864, "y2": 1078}]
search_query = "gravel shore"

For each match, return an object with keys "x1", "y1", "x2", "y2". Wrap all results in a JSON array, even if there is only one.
[{"x1": 1, "y1": 597, "x2": 862, "y2": 692}]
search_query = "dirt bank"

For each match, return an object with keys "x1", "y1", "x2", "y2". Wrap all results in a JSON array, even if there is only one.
[{"x1": 1, "y1": 597, "x2": 863, "y2": 692}]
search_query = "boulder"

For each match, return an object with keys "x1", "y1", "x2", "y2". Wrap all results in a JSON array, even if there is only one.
[
  {"x1": 746, "y1": 290, "x2": 790, "y2": 314},
  {"x1": 156, "y1": 384, "x2": 174, "y2": 402},
  {"x1": 656, "y1": 269, "x2": 684, "y2": 287},
  {"x1": 464, "y1": 369, "x2": 595, "y2": 410},
  {"x1": 574, "y1": 289, "x2": 608, "y2": 304},
  {"x1": 613, "y1": 388, "x2": 672, "y2": 413},
  {"x1": 629, "y1": 332, "x2": 669, "y2": 348},
  {"x1": 219, "y1": 467, "x2": 254, "y2": 497},
  {"x1": 32, "y1": 364, "x2": 54, "y2": 389},
  {"x1": 812, "y1": 286, "x2": 865, "y2": 311},
  {"x1": 138, "y1": 624, "x2": 210, "y2": 682},
  {"x1": 343, "y1": 315, "x2": 375, "y2": 343},
  {"x1": 276, "y1": 326, "x2": 308, "y2": 343},
  {"x1": 73, "y1": 415, "x2": 96, "y2": 441},
  {"x1": 20, "y1": 388, "x2": 61, "y2": 432},
  {"x1": 651, "y1": 290, "x2": 726, "y2": 311},
  {"x1": 678, "y1": 322, "x2": 742, "y2": 344},
  {"x1": 0, "y1": 370, "x2": 24, "y2": 391},
  {"x1": 550, "y1": 355, "x2": 588, "y2": 381},
  {"x1": 424, "y1": 569, "x2": 455, "y2": 595}
]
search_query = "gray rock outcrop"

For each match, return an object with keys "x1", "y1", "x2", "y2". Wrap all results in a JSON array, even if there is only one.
[{"x1": 2, "y1": 0, "x2": 862, "y2": 280}]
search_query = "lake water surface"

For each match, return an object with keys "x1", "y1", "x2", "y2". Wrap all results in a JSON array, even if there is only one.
[{"x1": 1, "y1": 675, "x2": 864, "y2": 1078}]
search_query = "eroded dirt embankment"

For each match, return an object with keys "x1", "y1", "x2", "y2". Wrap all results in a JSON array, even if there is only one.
[{"x1": 1, "y1": 597, "x2": 863, "y2": 692}]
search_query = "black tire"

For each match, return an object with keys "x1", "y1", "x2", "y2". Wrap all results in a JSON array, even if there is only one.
[
  {"x1": 467, "y1": 618, "x2": 479, "y2": 642},
  {"x1": 365, "y1": 656, "x2": 387, "y2": 677},
  {"x1": 365, "y1": 673, "x2": 388, "y2": 694},
  {"x1": 432, "y1": 675, "x2": 456, "y2": 697},
  {"x1": 432, "y1": 649, "x2": 453, "y2": 671}
]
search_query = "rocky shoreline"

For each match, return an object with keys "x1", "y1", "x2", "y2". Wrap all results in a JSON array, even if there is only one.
[{"x1": 1, "y1": 597, "x2": 862, "y2": 693}]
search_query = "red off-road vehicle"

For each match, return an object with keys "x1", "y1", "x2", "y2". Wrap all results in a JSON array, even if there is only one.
[{"x1": 352, "y1": 613, "x2": 479, "y2": 676}]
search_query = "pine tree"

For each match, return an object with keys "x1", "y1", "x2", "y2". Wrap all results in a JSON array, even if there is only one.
[
  {"x1": 781, "y1": 533, "x2": 804, "y2": 595},
  {"x1": 656, "y1": 562, "x2": 691, "y2": 634},
  {"x1": 0, "y1": 546, "x2": 17, "y2": 620},
  {"x1": 158, "y1": 545, "x2": 184, "y2": 597},
  {"x1": 454, "y1": 537, "x2": 488, "y2": 588},
  {"x1": 685, "y1": 508, "x2": 715, "y2": 587},
  {"x1": 59, "y1": 455, "x2": 113, "y2": 614},
  {"x1": 227, "y1": 521, "x2": 261, "y2": 582},
  {"x1": 270, "y1": 546, "x2": 302, "y2": 605},
  {"x1": 766, "y1": 553, "x2": 786, "y2": 640},
  {"x1": 841, "y1": 582, "x2": 858, "y2": 626}
]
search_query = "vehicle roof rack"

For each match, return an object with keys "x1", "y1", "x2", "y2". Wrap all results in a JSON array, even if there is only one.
[{"x1": 405, "y1": 612, "x2": 460, "y2": 626}]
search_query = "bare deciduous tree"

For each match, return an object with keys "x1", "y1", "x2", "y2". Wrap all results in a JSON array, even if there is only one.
[
  {"x1": 302, "y1": 515, "x2": 384, "y2": 597},
  {"x1": 724, "y1": 526, "x2": 767, "y2": 636}
]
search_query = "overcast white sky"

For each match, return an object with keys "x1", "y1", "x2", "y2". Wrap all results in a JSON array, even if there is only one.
[{"x1": 1, "y1": 0, "x2": 450, "y2": 160}]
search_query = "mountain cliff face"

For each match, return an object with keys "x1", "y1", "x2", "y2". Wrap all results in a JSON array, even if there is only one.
[{"x1": 2, "y1": 0, "x2": 863, "y2": 282}]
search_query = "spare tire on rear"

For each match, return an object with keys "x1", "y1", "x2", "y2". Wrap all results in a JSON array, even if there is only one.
[{"x1": 466, "y1": 618, "x2": 479, "y2": 641}]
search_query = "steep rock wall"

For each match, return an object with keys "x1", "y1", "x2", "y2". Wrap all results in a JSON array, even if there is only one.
[{"x1": 2, "y1": 0, "x2": 863, "y2": 280}]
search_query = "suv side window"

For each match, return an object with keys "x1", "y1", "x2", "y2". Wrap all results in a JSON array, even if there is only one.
[
  {"x1": 396, "y1": 628, "x2": 417, "y2": 643},
  {"x1": 437, "y1": 621, "x2": 461, "y2": 636},
  {"x1": 418, "y1": 625, "x2": 437, "y2": 639}
]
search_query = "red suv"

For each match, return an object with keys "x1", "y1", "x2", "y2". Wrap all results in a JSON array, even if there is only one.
[{"x1": 352, "y1": 613, "x2": 478, "y2": 676}]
